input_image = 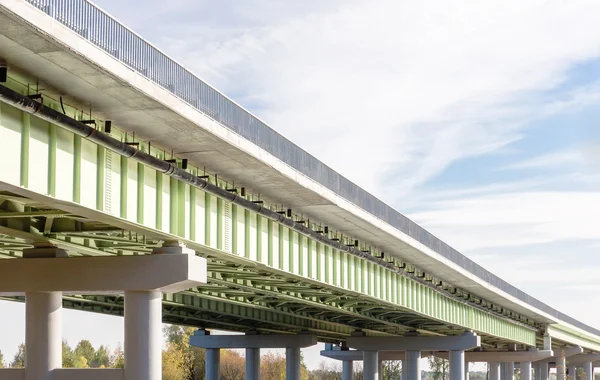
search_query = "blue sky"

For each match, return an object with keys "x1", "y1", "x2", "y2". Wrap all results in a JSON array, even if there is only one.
[{"x1": 2, "y1": 0, "x2": 600, "y2": 371}]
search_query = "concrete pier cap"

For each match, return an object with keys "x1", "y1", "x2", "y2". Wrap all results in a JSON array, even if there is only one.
[
  {"x1": 435, "y1": 348, "x2": 554, "y2": 363},
  {"x1": 0, "y1": 243, "x2": 207, "y2": 295},
  {"x1": 346, "y1": 331, "x2": 481, "y2": 352},
  {"x1": 533, "y1": 346, "x2": 583, "y2": 363},
  {"x1": 0, "y1": 241, "x2": 207, "y2": 380},
  {"x1": 189, "y1": 329, "x2": 318, "y2": 349}
]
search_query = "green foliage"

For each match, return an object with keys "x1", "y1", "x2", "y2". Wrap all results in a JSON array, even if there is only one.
[
  {"x1": 162, "y1": 325, "x2": 198, "y2": 380},
  {"x1": 91, "y1": 345, "x2": 111, "y2": 368},
  {"x1": 62, "y1": 340, "x2": 77, "y2": 368},
  {"x1": 382, "y1": 360, "x2": 402, "y2": 380},
  {"x1": 220, "y1": 350, "x2": 245, "y2": 380},
  {"x1": 261, "y1": 352, "x2": 286, "y2": 380},
  {"x1": 110, "y1": 344, "x2": 125, "y2": 369},
  {"x1": 163, "y1": 342, "x2": 192, "y2": 380},
  {"x1": 74, "y1": 340, "x2": 95, "y2": 364},
  {"x1": 311, "y1": 361, "x2": 342, "y2": 380},
  {"x1": 10, "y1": 343, "x2": 25, "y2": 368},
  {"x1": 0, "y1": 350, "x2": 5, "y2": 368},
  {"x1": 3, "y1": 328, "x2": 320, "y2": 380},
  {"x1": 428, "y1": 356, "x2": 449, "y2": 380}
]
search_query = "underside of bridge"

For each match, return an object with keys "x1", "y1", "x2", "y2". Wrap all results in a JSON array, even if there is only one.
[{"x1": 0, "y1": 190, "x2": 529, "y2": 348}]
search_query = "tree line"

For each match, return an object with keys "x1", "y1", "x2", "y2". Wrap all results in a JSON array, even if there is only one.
[
  {"x1": 9, "y1": 333, "x2": 592, "y2": 380},
  {"x1": 0, "y1": 340, "x2": 121, "y2": 369}
]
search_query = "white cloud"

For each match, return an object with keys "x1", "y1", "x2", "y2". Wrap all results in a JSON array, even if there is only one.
[
  {"x1": 502, "y1": 142, "x2": 600, "y2": 172},
  {"x1": 409, "y1": 191, "x2": 600, "y2": 250},
  {"x1": 134, "y1": 0, "x2": 600, "y2": 202},
  {"x1": 503, "y1": 149, "x2": 586, "y2": 170}
]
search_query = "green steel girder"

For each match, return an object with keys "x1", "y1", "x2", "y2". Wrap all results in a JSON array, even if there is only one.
[
  {"x1": 0, "y1": 77, "x2": 544, "y2": 334},
  {"x1": 0, "y1": 205, "x2": 536, "y2": 347},
  {"x1": 0, "y1": 91, "x2": 541, "y2": 346}
]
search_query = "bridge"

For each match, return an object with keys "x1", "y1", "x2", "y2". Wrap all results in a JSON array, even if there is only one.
[{"x1": 0, "y1": 1, "x2": 598, "y2": 380}]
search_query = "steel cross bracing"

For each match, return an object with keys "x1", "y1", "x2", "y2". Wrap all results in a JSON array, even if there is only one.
[
  {"x1": 0, "y1": 192, "x2": 535, "y2": 348},
  {"x1": 0, "y1": 72, "x2": 541, "y2": 335}
]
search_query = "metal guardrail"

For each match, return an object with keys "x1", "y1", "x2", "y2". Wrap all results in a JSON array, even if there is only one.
[{"x1": 22, "y1": 0, "x2": 600, "y2": 338}]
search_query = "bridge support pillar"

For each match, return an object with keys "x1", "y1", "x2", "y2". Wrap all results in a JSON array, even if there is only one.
[
  {"x1": 557, "y1": 354, "x2": 566, "y2": 380},
  {"x1": 190, "y1": 331, "x2": 316, "y2": 380},
  {"x1": 568, "y1": 365, "x2": 577, "y2": 380},
  {"x1": 347, "y1": 331, "x2": 478, "y2": 380},
  {"x1": 584, "y1": 361, "x2": 593, "y2": 380},
  {"x1": 286, "y1": 347, "x2": 301, "y2": 380},
  {"x1": 206, "y1": 348, "x2": 220, "y2": 380},
  {"x1": 342, "y1": 360, "x2": 353, "y2": 380},
  {"x1": 503, "y1": 362, "x2": 515, "y2": 380},
  {"x1": 363, "y1": 351, "x2": 379, "y2": 380},
  {"x1": 449, "y1": 350, "x2": 465, "y2": 380},
  {"x1": 246, "y1": 347, "x2": 260, "y2": 380},
  {"x1": 521, "y1": 362, "x2": 532, "y2": 380},
  {"x1": 490, "y1": 362, "x2": 501, "y2": 380},
  {"x1": 22, "y1": 244, "x2": 65, "y2": 380},
  {"x1": 124, "y1": 290, "x2": 162, "y2": 380},
  {"x1": 406, "y1": 351, "x2": 421, "y2": 380},
  {"x1": 25, "y1": 291, "x2": 62, "y2": 380},
  {"x1": 540, "y1": 361, "x2": 549, "y2": 380}
]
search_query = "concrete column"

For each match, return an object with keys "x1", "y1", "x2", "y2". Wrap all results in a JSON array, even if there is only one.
[
  {"x1": 342, "y1": 360, "x2": 353, "y2": 380},
  {"x1": 124, "y1": 290, "x2": 162, "y2": 380},
  {"x1": 363, "y1": 351, "x2": 379, "y2": 380},
  {"x1": 206, "y1": 348, "x2": 220, "y2": 380},
  {"x1": 583, "y1": 362, "x2": 593, "y2": 380},
  {"x1": 521, "y1": 362, "x2": 532, "y2": 380},
  {"x1": 557, "y1": 355, "x2": 566, "y2": 380},
  {"x1": 540, "y1": 362, "x2": 549, "y2": 380},
  {"x1": 449, "y1": 350, "x2": 465, "y2": 380},
  {"x1": 534, "y1": 363, "x2": 541, "y2": 380},
  {"x1": 25, "y1": 291, "x2": 62, "y2": 380},
  {"x1": 246, "y1": 348, "x2": 260, "y2": 380},
  {"x1": 500, "y1": 363, "x2": 507, "y2": 380},
  {"x1": 286, "y1": 347, "x2": 301, "y2": 380},
  {"x1": 503, "y1": 362, "x2": 515, "y2": 380},
  {"x1": 489, "y1": 362, "x2": 501, "y2": 380},
  {"x1": 568, "y1": 365, "x2": 576, "y2": 380},
  {"x1": 406, "y1": 351, "x2": 421, "y2": 380}
]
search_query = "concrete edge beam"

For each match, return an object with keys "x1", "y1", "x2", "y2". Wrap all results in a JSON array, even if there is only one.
[
  {"x1": 346, "y1": 333, "x2": 480, "y2": 352},
  {"x1": 54, "y1": 369, "x2": 124, "y2": 380},
  {"x1": 0, "y1": 368, "x2": 124, "y2": 380},
  {"x1": 0, "y1": 368, "x2": 24, "y2": 380},
  {"x1": 0, "y1": 254, "x2": 207, "y2": 294},
  {"x1": 434, "y1": 350, "x2": 553, "y2": 362},
  {"x1": 190, "y1": 333, "x2": 318, "y2": 349}
]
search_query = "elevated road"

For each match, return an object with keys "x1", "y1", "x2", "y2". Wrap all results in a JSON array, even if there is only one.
[{"x1": 0, "y1": 1, "x2": 599, "y2": 379}]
